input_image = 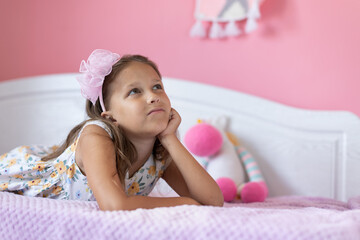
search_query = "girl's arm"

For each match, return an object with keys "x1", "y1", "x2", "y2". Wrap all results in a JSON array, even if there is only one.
[
  {"x1": 77, "y1": 124, "x2": 200, "y2": 211},
  {"x1": 159, "y1": 109, "x2": 224, "y2": 207}
]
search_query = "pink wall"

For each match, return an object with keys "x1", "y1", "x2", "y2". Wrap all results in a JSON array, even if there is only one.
[{"x1": 1, "y1": 0, "x2": 360, "y2": 116}]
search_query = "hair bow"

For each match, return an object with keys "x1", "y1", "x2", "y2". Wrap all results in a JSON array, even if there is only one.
[{"x1": 76, "y1": 49, "x2": 120, "y2": 112}]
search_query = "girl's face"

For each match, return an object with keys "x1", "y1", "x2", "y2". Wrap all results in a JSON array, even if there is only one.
[{"x1": 104, "y1": 62, "x2": 171, "y2": 140}]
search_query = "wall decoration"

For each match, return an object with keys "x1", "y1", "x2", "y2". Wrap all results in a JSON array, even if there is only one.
[{"x1": 190, "y1": 0, "x2": 263, "y2": 39}]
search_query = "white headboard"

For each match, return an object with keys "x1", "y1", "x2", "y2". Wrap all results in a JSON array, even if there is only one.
[{"x1": 1, "y1": 73, "x2": 359, "y2": 201}]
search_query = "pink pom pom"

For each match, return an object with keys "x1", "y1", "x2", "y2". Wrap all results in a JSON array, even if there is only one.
[
  {"x1": 216, "y1": 177, "x2": 237, "y2": 202},
  {"x1": 241, "y1": 181, "x2": 268, "y2": 203},
  {"x1": 184, "y1": 123, "x2": 223, "y2": 157}
]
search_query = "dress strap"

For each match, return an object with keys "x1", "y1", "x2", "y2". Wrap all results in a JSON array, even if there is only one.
[{"x1": 78, "y1": 120, "x2": 113, "y2": 139}]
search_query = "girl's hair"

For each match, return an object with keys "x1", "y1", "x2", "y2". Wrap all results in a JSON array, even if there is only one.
[{"x1": 42, "y1": 55, "x2": 169, "y2": 186}]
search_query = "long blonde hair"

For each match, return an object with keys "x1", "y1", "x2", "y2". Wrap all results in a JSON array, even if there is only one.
[{"x1": 42, "y1": 55, "x2": 169, "y2": 185}]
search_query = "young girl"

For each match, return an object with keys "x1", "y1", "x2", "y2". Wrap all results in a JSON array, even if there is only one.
[{"x1": 0, "y1": 49, "x2": 224, "y2": 210}]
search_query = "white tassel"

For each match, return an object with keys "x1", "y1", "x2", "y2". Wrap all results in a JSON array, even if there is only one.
[
  {"x1": 225, "y1": 21, "x2": 242, "y2": 37},
  {"x1": 209, "y1": 22, "x2": 225, "y2": 39},
  {"x1": 244, "y1": 0, "x2": 261, "y2": 34},
  {"x1": 190, "y1": 20, "x2": 206, "y2": 38},
  {"x1": 245, "y1": 17, "x2": 258, "y2": 33},
  {"x1": 248, "y1": 0, "x2": 261, "y2": 19}
]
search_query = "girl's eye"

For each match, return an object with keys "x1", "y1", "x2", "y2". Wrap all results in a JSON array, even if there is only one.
[
  {"x1": 128, "y1": 88, "x2": 140, "y2": 96},
  {"x1": 153, "y1": 84, "x2": 162, "y2": 90}
]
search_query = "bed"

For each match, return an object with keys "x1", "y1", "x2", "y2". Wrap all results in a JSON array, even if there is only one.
[{"x1": 1, "y1": 73, "x2": 360, "y2": 239}]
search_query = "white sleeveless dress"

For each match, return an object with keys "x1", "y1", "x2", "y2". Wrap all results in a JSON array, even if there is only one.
[{"x1": 0, "y1": 120, "x2": 169, "y2": 200}]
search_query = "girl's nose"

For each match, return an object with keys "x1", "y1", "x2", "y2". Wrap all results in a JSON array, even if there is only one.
[{"x1": 147, "y1": 94, "x2": 160, "y2": 104}]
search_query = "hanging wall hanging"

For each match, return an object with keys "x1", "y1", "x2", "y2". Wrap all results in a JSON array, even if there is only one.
[{"x1": 190, "y1": 0, "x2": 263, "y2": 39}]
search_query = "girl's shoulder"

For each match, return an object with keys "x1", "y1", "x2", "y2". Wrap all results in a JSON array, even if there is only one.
[
  {"x1": 74, "y1": 120, "x2": 116, "y2": 176},
  {"x1": 79, "y1": 120, "x2": 113, "y2": 139}
]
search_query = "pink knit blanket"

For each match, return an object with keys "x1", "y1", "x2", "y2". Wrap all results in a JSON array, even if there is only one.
[{"x1": 1, "y1": 192, "x2": 360, "y2": 240}]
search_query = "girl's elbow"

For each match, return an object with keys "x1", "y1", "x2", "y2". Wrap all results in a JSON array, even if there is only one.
[
  {"x1": 203, "y1": 194, "x2": 224, "y2": 207},
  {"x1": 98, "y1": 198, "x2": 133, "y2": 211},
  {"x1": 99, "y1": 202, "x2": 124, "y2": 211},
  {"x1": 213, "y1": 190, "x2": 225, "y2": 207},
  {"x1": 100, "y1": 203, "x2": 137, "y2": 211},
  {"x1": 212, "y1": 196, "x2": 224, "y2": 207}
]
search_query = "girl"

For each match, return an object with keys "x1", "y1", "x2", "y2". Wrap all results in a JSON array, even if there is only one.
[{"x1": 0, "y1": 49, "x2": 224, "y2": 211}]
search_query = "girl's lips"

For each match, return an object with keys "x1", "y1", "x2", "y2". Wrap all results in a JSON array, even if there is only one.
[{"x1": 147, "y1": 108, "x2": 165, "y2": 115}]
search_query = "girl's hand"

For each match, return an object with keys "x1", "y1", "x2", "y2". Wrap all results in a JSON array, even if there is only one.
[{"x1": 158, "y1": 108, "x2": 181, "y2": 143}]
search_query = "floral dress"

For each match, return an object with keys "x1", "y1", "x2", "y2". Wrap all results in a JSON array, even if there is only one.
[{"x1": 0, "y1": 120, "x2": 169, "y2": 200}]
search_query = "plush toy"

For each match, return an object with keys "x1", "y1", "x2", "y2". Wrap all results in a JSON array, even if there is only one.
[{"x1": 184, "y1": 118, "x2": 268, "y2": 203}]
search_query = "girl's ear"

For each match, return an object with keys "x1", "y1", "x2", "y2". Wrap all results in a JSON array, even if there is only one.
[{"x1": 101, "y1": 111, "x2": 117, "y2": 123}]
